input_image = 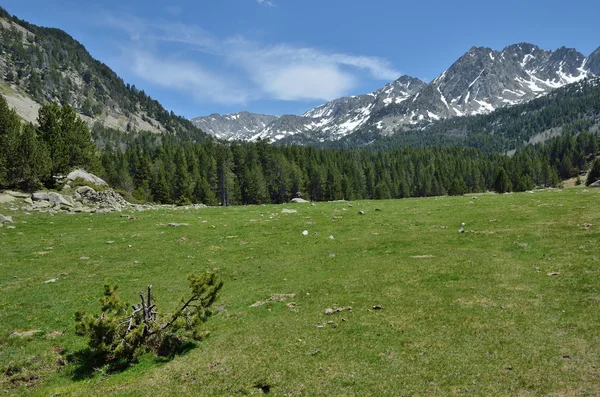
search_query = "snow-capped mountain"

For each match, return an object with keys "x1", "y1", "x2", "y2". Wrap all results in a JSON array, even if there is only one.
[
  {"x1": 192, "y1": 43, "x2": 600, "y2": 143},
  {"x1": 190, "y1": 111, "x2": 278, "y2": 140}
]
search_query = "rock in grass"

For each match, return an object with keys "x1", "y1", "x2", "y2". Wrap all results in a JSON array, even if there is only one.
[
  {"x1": 302, "y1": 230, "x2": 309, "y2": 236},
  {"x1": 281, "y1": 208, "x2": 297, "y2": 214},
  {"x1": 48, "y1": 192, "x2": 73, "y2": 208},
  {"x1": 32, "y1": 192, "x2": 49, "y2": 201},
  {"x1": 0, "y1": 214, "x2": 14, "y2": 224},
  {"x1": 44, "y1": 278, "x2": 57, "y2": 284},
  {"x1": 358, "y1": 211, "x2": 365, "y2": 215},
  {"x1": 291, "y1": 198, "x2": 310, "y2": 203},
  {"x1": 168, "y1": 223, "x2": 190, "y2": 227},
  {"x1": 458, "y1": 228, "x2": 465, "y2": 233},
  {"x1": 5, "y1": 190, "x2": 31, "y2": 199},
  {"x1": 0, "y1": 194, "x2": 15, "y2": 203}
]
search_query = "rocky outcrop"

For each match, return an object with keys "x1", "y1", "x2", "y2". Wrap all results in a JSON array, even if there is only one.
[{"x1": 66, "y1": 169, "x2": 108, "y2": 186}]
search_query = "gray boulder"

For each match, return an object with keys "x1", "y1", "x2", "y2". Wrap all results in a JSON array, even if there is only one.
[
  {"x1": 66, "y1": 169, "x2": 108, "y2": 186},
  {"x1": 589, "y1": 180, "x2": 600, "y2": 188},
  {"x1": 32, "y1": 192, "x2": 49, "y2": 201},
  {"x1": 291, "y1": 198, "x2": 310, "y2": 203},
  {"x1": 33, "y1": 200, "x2": 51, "y2": 209},
  {"x1": 48, "y1": 192, "x2": 74, "y2": 208},
  {"x1": 0, "y1": 214, "x2": 14, "y2": 224},
  {"x1": 5, "y1": 191, "x2": 31, "y2": 199},
  {"x1": 0, "y1": 194, "x2": 16, "y2": 203},
  {"x1": 75, "y1": 186, "x2": 96, "y2": 195}
]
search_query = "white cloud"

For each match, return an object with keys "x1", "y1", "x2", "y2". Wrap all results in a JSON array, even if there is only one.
[
  {"x1": 106, "y1": 15, "x2": 401, "y2": 104},
  {"x1": 256, "y1": 0, "x2": 276, "y2": 7},
  {"x1": 129, "y1": 51, "x2": 251, "y2": 104}
]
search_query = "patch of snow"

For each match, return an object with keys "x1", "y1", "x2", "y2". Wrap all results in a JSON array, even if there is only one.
[
  {"x1": 427, "y1": 111, "x2": 440, "y2": 120},
  {"x1": 468, "y1": 69, "x2": 485, "y2": 90}
]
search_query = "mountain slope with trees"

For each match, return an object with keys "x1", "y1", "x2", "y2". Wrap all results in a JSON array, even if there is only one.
[{"x1": 0, "y1": 7, "x2": 206, "y2": 141}]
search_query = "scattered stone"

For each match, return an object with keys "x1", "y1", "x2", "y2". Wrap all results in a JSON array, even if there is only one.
[
  {"x1": 24, "y1": 197, "x2": 33, "y2": 205},
  {"x1": 329, "y1": 253, "x2": 336, "y2": 257},
  {"x1": 583, "y1": 223, "x2": 593, "y2": 228},
  {"x1": 311, "y1": 203, "x2": 316, "y2": 207},
  {"x1": 251, "y1": 293, "x2": 296, "y2": 307},
  {"x1": 286, "y1": 302, "x2": 297, "y2": 309},
  {"x1": 410, "y1": 255, "x2": 434, "y2": 258},
  {"x1": 168, "y1": 223, "x2": 190, "y2": 228},
  {"x1": 0, "y1": 214, "x2": 14, "y2": 224},
  {"x1": 106, "y1": 241, "x2": 115, "y2": 244},
  {"x1": 375, "y1": 208, "x2": 382, "y2": 212},
  {"x1": 547, "y1": 272, "x2": 560, "y2": 276},
  {"x1": 371, "y1": 232, "x2": 379, "y2": 236},
  {"x1": 302, "y1": 230, "x2": 309, "y2": 236},
  {"x1": 515, "y1": 242, "x2": 528, "y2": 247},
  {"x1": 589, "y1": 180, "x2": 600, "y2": 188},
  {"x1": 458, "y1": 228, "x2": 465, "y2": 233},
  {"x1": 311, "y1": 349, "x2": 321, "y2": 356},
  {"x1": 46, "y1": 330, "x2": 64, "y2": 338},
  {"x1": 358, "y1": 210, "x2": 365, "y2": 215},
  {"x1": 324, "y1": 306, "x2": 352, "y2": 315},
  {"x1": 290, "y1": 198, "x2": 309, "y2": 203},
  {"x1": 373, "y1": 305, "x2": 385, "y2": 310},
  {"x1": 281, "y1": 208, "x2": 297, "y2": 214},
  {"x1": 329, "y1": 235, "x2": 335, "y2": 240},
  {"x1": 10, "y1": 329, "x2": 42, "y2": 338},
  {"x1": 178, "y1": 237, "x2": 188, "y2": 242},
  {"x1": 348, "y1": 204, "x2": 353, "y2": 207},
  {"x1": 44, "y1": 278, "x2": 57, "y2": 284},
  {"x1": 79, "y1": 256, "x2": 89, "y2": 260}
]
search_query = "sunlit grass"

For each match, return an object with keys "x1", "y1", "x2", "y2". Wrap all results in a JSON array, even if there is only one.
[{"x1": 1, "y1": 187, "x2": 600, "y2": 395}]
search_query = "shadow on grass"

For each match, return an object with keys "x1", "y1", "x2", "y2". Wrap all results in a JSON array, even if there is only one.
[{"x1": 66, "y1": 340, "x2": 198, "y2": 381}]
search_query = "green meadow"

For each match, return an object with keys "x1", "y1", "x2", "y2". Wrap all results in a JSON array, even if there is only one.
[{"x1": 1, "y1": 188, "x2": 600, "y2": 396}]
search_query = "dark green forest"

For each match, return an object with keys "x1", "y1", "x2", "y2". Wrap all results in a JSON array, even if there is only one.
[{"x1": 1, "y1": 96, "x2": 598, "y2": 205}]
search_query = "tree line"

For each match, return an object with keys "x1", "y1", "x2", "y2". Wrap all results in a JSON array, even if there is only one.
[{"x1": 1, "y1": 98, "x2": 598, "y2": 203}]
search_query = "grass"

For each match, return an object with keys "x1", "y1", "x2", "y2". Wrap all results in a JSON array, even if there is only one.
[{"x1": 1, "y1": 188, "x2": 600, "y2": 395}]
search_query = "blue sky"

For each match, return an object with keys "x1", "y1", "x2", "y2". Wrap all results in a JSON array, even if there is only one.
[{"x1": 3, "y1": 0, "x2": 600, "y2": 119}]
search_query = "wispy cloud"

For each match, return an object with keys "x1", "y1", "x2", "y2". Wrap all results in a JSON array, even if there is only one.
[
  {"x1": 105, "y1": 15, "x2": 400, "y2": 106},
  {"x1": 256, "y1": 0, "x2": 276, "y2": 7}
]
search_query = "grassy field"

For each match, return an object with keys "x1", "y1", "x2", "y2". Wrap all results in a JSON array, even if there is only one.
[{"x1": 1, "y1": 188, "x2": 600, "y2": 396}]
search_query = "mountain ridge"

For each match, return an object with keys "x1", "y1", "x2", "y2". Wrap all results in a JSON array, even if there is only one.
[{"x1": 192, "y1": 42, "x2": 600, "y2": 144}]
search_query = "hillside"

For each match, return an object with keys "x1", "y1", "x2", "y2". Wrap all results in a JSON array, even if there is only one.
[{"x1": 0, "y1": 7, "x2": 206, "y2": 140}]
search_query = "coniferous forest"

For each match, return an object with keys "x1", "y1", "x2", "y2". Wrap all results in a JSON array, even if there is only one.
[{"x1": 1, "y1": 95, "x2": 599, "y2": 206}]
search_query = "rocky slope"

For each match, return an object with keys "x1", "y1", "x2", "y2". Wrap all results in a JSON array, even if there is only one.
[
  {"x1": 193, "y1": 43, "x2": 600, "y2": 144},
  {"x1": 0, "y1": 7, "x2": 205, "y2": 139},
  {"x1": 190, "y1": 112, "x2": 278, "y2": 140}
]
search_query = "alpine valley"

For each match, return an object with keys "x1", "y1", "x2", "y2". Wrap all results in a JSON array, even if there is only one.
[{"x1": 192, "y1": 44, "x2": 600, "y2": 146}]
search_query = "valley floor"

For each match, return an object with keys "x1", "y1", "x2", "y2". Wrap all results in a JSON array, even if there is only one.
[{"x1": 1, "y1": 188, "x2": 600, "y2": 396}]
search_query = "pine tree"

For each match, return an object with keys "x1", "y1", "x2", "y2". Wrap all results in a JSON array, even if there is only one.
[
  {"x1": 586, "y1": 158, "x2": 600, "y2": 186},
  {"x1": 494, "y1": 167, "x2": 512, "y2": 193}
]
